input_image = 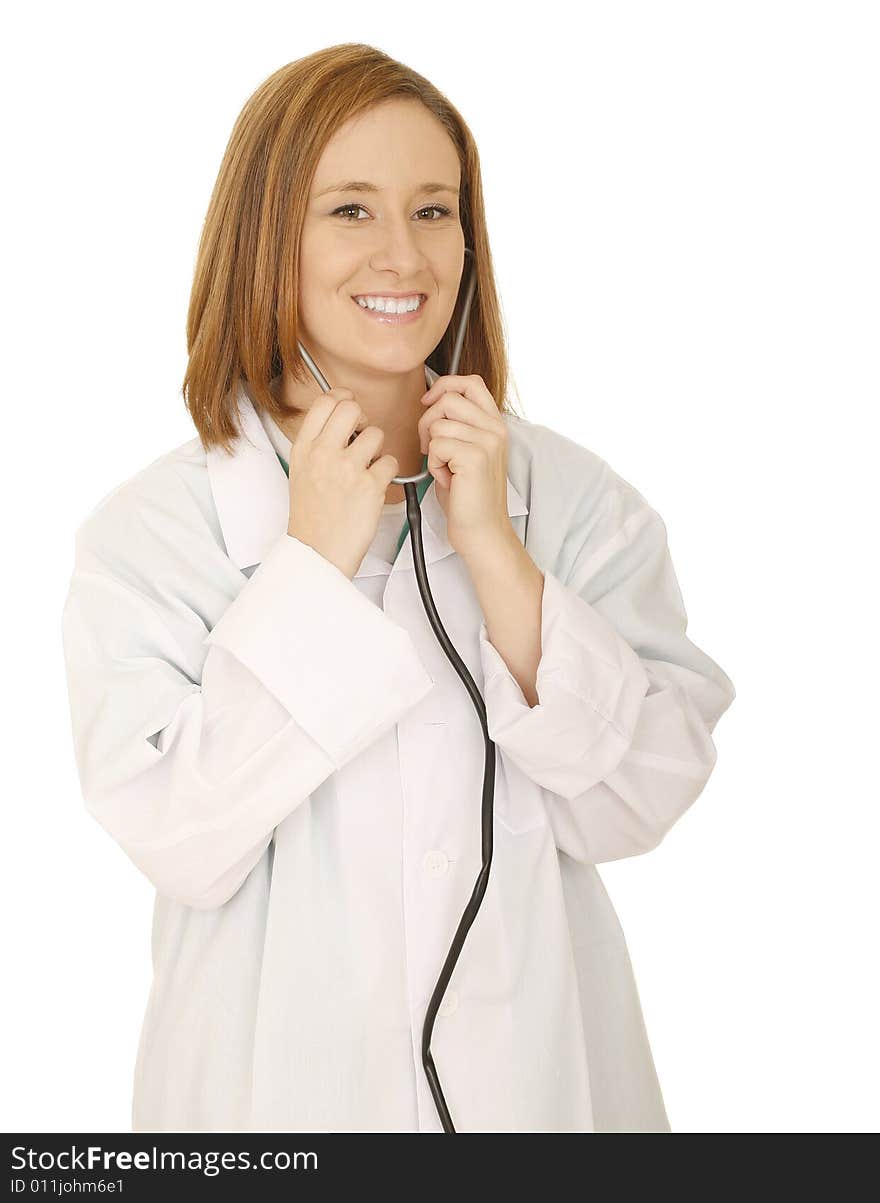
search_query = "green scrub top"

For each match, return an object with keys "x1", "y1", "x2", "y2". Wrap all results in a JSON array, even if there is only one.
[{"x1": 276, "y1": 451, "x2": 432, "y2": 561}]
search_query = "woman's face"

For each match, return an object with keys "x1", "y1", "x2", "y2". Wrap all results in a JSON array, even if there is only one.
[{"x1": 299, "y1": 99, "x2": 466, "y2": 377}]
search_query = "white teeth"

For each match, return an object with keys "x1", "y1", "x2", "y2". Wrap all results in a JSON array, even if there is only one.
[{"x1": 355, "y1": 295, "x2": 423, "y2": 313}]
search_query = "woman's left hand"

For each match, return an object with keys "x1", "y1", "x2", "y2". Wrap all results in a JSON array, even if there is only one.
[{"x1": 417, "y1": 374, "x2": 512, "y2": 558}]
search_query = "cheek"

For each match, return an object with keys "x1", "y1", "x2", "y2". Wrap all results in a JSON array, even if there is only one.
[
  {"x1": 432, "y1": 294, "x2": 458, "y2": 333},
  {"x1": 296, "y1": 282, "x2": 348, "y2": 330},
  {"x1": 296, "y1": 239, "x2": 355, "y2": 307}
]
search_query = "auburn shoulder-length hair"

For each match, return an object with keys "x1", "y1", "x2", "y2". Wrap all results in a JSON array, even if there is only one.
[{"x1": 183, "y1": 42, "x2": 522, "y2": 455}]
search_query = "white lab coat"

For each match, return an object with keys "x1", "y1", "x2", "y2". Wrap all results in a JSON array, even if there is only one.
[{"x1": 60, "y1": 363, "x2": 735, "y2": 1133}]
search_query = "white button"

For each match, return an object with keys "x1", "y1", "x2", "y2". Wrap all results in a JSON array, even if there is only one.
[
  {"x1": 438, "y1": 989, "x2": 459, "y2": 1017},
  {"x1": 423, "y1": 849, "x2": 449, "y2": 877}
]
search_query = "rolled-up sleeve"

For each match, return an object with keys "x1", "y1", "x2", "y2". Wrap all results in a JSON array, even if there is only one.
[
  {"x1": 62, "y1": 532, "x2": 435, "y2": 909},
  {"x1": 203, "y1": 534, "x2": 436, "y2": 766},
  {"x1": 478, "y1": 505, "x2": 735, "y2": 863}
]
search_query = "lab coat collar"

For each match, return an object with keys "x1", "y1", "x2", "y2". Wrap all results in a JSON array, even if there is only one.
[{"x1": 206, "y1": 364, "x2": 529, "y2": 578}]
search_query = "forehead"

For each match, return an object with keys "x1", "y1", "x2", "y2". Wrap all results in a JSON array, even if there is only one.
[{"x1": 312, "y1": 100, "x2": 460, "y2": 191}]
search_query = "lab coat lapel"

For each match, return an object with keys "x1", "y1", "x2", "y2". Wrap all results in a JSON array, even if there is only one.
[
  {"x1": 206, "y1": 383, "x2": 290, "y2": 573},
  {"x1": 206, "y1": 368, "x2": 529, "y2": 576}
]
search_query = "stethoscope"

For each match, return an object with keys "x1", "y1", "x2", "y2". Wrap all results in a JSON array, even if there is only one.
[{"x1": 296, "y1": 247, "x2": 492, "y2": 1132}]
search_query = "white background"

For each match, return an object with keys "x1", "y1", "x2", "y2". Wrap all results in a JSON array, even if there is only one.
[{"x1": 3, "y1": 0, "x2": 877, "y2": 1134}]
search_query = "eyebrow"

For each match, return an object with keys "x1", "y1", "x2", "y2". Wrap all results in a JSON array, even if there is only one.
[{"x1": 314, "y1": 180, "x2": 460, "y2": 198}]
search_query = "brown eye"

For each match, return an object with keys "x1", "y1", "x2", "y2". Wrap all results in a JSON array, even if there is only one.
[{"x1": 333, "y1": 204, "x2": 368, "y2": 221}]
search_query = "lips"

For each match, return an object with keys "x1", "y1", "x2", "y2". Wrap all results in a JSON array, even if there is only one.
[
  {"x1": 350, "y1": 294, "x2": 428, "y2": 324},
  {"x1": 351, "y1": 294, "x2": 426, "y2": 308}
]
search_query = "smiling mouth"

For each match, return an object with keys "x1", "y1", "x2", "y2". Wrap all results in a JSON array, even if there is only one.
[
  {"x1": 351, "y1": 295, "x2": 427, "y2": 312},
  {"x1": 350, "y1": 294, "x2": 428, "y2": 323}
]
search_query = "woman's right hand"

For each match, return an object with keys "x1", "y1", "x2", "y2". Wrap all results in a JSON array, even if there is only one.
[{"x1": 286, "y1": 388, "x2": 400, "y2": 580}]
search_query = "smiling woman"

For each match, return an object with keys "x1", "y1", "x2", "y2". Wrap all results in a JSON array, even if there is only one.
[
  {"x1": 62, "y1": 40, "x2": 735, "y2": 1137},
  {"x1": 182, "y1": 50, "x2": 516, "y2": 459}
]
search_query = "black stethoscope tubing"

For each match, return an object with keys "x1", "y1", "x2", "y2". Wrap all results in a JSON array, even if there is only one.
[{"x1": 296, "y1": 249, "x2": 493, "y2": 1132}]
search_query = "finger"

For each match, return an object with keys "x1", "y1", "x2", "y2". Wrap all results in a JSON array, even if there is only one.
[
  {"x1": 322, "y1": 398, "x2": 369, "y2": 449},
  {"x1": 418, "y1": 393, "x2": 499, "y2": 452},
  {"x1": 422, "y1": 417, "x2": 495, "y2": 455},
  {"x1": 426, "y1": 437, "x2": 485, "y2": 491},
  {"x1": 420, "y1": 374, "x2": 497, "y2": 418},
  {"x1": 427, "y1": 435, "x2": 485, "y2": 468},
  {"x1": 429, "y1": 459, "x2": 452, "y2": 489},
  {"x1": 347, "y1": 423, "x2": 386, "y2": 465},
  {"x1": 345, "y1": 416, "x2": 370, "y2": 448},
  {"x1": 299, "y1": 389, "x2": 363, "y2": 446}
]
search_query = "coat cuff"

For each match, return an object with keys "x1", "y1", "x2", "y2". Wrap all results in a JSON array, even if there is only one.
[
  {"x1": 204, "y1": 534, "x2": 435, "y2": 767},
  {"x1": 478, "y1": 568, "x2": 651, "y2": 799}
]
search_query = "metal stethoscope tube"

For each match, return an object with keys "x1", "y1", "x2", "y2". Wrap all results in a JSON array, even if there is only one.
[{"x1": 296, "y1": 248, "x2": 493, "y2": 1132}]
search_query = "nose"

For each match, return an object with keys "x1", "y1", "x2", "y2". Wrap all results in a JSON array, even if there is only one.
[{"x1": 367, "y1": 215, "x2": 430, "y2": 275}]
